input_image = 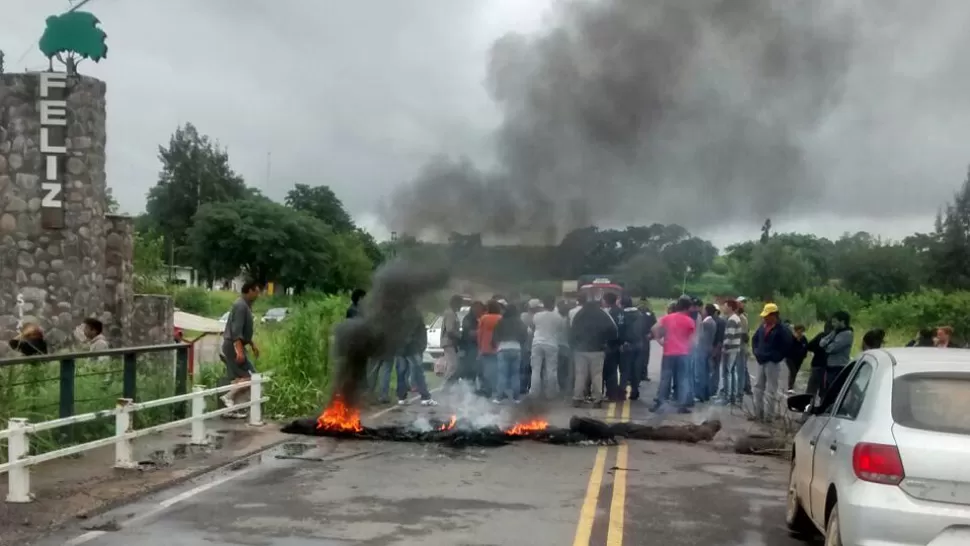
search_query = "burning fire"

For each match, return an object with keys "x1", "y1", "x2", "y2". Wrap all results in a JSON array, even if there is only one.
[
  {"x1": 316, "y1": 395, "x2": 363, "y2": 433},
  {"x1": 438, "y1": 415, "x2": 457, "y2": 431},
  {"x1": 504, "y1": 419, "x2": 549, "y2": 436}
]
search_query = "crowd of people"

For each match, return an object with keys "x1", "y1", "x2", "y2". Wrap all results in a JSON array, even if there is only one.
[{"x1": 351, "y1": 287, "x2": 966, "y2": 422}]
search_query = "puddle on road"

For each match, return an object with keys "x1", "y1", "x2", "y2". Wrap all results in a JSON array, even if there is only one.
[{"x1": 138, "y1": 435, "x2": 227, "y2": 468}]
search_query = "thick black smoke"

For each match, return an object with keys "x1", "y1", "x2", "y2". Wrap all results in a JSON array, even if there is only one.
[
  {"x1": 384, "y1": 0, "x2": 861, "y2": 242},
  {"x1": 329, "y1": 258, "x2": 450, "y2": 407}
]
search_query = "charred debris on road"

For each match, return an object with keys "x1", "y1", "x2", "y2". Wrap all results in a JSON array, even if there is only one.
[{"x1": 282, "y1": 406, "x2": 723, "y2": 449}]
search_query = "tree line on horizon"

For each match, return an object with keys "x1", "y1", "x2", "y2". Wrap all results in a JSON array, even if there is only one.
[{"x1": 130, "y1": 123, "x2": 970, "y2": 303}]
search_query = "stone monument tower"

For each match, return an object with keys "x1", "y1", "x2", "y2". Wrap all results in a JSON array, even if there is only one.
[{"x1": 0, "y1": 10, "x2": 146, "y2": 353}]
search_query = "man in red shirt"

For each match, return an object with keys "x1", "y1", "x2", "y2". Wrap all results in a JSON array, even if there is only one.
[{"x1": 650, "y1": 296, "x2": 696, "y2": 414}]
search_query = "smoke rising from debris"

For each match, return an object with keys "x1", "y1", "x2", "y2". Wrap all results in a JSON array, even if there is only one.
[
  {"x1": 330, "y1": 258, "x2": 449, "y2": 407},
  {"x1": 384, "y1": 0, "x2": 970, "y2": 242}
]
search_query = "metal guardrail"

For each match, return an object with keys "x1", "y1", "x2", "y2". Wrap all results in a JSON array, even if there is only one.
[
  {"x1": 0, "y1": 373, "x2": 271, "y2": 503},
  {"x1": 0, "y1": 343, "x2": 192, "y2": 427}
]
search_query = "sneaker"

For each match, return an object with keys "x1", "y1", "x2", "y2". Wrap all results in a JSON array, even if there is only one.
[
  {"x1": 397, "y1": 399, "x2": 410, "y2": 406},
  {"x1": 490, "y1": 398, "x2": 502, "y2": 405},
  {"x1": 648, "y1": 402, "x2": 661, "y2": 413},
  {"x1": 220, "y1": 394, "x2": 235, "y2": 409},
  {"x1": 786, "y1": 389, "x2": 795, "y2": 395},
  {"x1": 513, "y1": 398, "x2": 522, "y2": 404},
  {"x1": 420, "y1": 399, "x2": 438, "y2": 407}
]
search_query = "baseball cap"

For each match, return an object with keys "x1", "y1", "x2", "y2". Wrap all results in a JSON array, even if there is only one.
[
  {"x1": 528, "y1": 298, "x2": 543, "y2": 309},
  {"x1": 759, "y1": 303, "x2": 779, "y2": 317},
  {"x1": 737, "y1": 296, "x2": 747, "y2": 302}
]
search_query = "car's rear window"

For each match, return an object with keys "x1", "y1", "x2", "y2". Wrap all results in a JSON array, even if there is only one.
[{"x1": 892, "y1": 373, "x2": 970, "y2": 435}]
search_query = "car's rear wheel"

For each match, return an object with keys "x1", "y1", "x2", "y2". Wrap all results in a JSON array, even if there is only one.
[
  {"x1": 824, "y1": 503, "x2": 842, "y2": 546},
  {"x1": 785, "y1": 460, "x2": 815, "y2": 537}
]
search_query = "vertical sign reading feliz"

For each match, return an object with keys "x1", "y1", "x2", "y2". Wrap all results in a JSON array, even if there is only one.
[{"x1": 39, "y1": 71, "x2": 68, "y2": 229}]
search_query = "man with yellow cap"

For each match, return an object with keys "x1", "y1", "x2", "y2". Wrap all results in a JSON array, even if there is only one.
[{"x1": 750, "y1": 302, "x2": 792, "y2": 422}]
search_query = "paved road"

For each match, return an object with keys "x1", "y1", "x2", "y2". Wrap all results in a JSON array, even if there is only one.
[{"x1": 38, "y1": 353, "x2": 810, "y2": 546}]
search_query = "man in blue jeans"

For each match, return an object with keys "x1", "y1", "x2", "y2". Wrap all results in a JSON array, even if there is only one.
[
  {"x1": 650, "y1": 296, "x2": 696, "y2": 413},
  {"x1": 396, "y1": 308, "x2": 438, "y2": 406}
]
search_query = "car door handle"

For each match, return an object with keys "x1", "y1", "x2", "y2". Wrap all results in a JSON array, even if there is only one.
[{"x1": 809, "y1": 439, "x2": 816, "y2": 446}]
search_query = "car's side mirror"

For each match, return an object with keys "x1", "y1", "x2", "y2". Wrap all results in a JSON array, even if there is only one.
[{"x1": 786, "y1": 393, "x2": 814, "y2": 413}]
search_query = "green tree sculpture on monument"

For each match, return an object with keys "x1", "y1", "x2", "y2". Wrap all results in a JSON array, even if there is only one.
[{"x1": 38, "y1": 11, "x2": 108, "y2": 74}]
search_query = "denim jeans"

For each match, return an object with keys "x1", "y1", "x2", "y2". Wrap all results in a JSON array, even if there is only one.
[
  {"x1": 739, "y1": 350, "x2": 751, "y2": 393},
  {"x1": 496, "y1": 348, "x2": 522, "y2": 400},
  {"x1": 479, "y1": 353, "x2": 498, "y2": 396},
  {"x1": 719, "y1": 350, "x2": 743, "y2": 402},
  {"x1": 603, "y1": 349, "x2": 621, "y2": 399},
  {"x1": 655, "y1": 354, "x2": 691, "y2": 408},
  {"x1": 396, "y1": 355, "x2": 431, "y2": 400},
  {"x1": 619, "y1": 344, "x2": 641, "y2": 399},
  {"x1": 693, "y1": 347, "x2": 711, "y2": 401},
  {"x1": 375, "y1": 359, "x2": 400, "y2": 402}
]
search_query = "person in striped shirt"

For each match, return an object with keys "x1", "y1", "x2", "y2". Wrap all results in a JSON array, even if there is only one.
[{"x1": 717, "y1": 299, "x2": 745, "y2": 405}]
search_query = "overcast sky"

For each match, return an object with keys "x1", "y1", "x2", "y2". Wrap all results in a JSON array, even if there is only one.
[{"x1": 2, "y1": 0, "x2": 969, "y2": 249}]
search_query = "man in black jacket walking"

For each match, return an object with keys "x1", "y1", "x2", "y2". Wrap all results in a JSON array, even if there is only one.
[{"x1": 570, "y1": 299, "x2": 618, "y2": 408}]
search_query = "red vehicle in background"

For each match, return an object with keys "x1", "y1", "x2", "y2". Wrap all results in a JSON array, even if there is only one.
[{"x1": 577, "y1": 275, "x2": 624, "y2": 304}]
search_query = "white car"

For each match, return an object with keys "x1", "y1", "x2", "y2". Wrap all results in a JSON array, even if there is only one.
[
  {"x1": 424, "y1": 306, "x2": 470, "y2": 365},
  {"x1": 785, "y1": 347, "x2": 970, "y2": 545},
  {"x1": 261, "y1": 307, "x2": 289, "y2": 323}
]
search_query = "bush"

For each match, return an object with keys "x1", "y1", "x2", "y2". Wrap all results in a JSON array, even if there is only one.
[
  {"x1": 173, "y1": 286, "x2": 211, "y2": 315},
  {"x1": 802, "y1": 286, "x2": 864, "y2": 321},
  {"x1": 256, "y1": 294, "x2": 348, "y2": 418},
  {"x1": 859, "y1": 290, "x2": 970, "y2": 338}
]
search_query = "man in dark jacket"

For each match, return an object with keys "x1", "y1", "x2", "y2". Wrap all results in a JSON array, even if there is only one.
[
  {"x1": 346, "y1": 288, "x2": 366, "y2": 319},
  {"x1": 396, "y1": 308, "x2": 437, "y2": 406},
  {"x1": 638, "y1": 301, "x2": 657, "y2": 382},
  {"x1": 602, "y1": 292, "x2": 625, "y2": 401},
  {"x1": 804, "y1": 321, "x2": 831, "y2": 396},
  {"x1": 750, "y1": 303, "x2": 792, "y2": 422},
  {"x1": 619, "y1": 296, "x2": 644, "y2": 400},
  {"x1": 570, "y1": 299, "x2": 618, "y2": 408},
  {"x1": 460, "y1": 301, "x2": 484, "y2": 384},
  {"x1": 785, "y1": 324, "x2": 809, "y2": 393}
]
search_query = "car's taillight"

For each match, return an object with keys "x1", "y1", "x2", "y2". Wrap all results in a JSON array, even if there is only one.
[{"x1": 852, "y1": 442, "x2": 905, "y2": 485}]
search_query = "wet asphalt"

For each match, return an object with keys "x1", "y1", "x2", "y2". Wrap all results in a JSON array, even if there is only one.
[{"x1": 38, "y1": 345, "x2": 816, "y2": 546}]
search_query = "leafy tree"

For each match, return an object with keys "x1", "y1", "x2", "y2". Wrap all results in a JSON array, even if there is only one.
[
  {"x1": 284, "y1": 183, "x2": 355, "y2": 233},
  {"x1": 927, "y1": 167, "x2": 970, "y2": 290},
  {"x1": 729, "y1": 238, "x2": 818, "y2": 299},
  {"x1": 132, "y1": 230, "x2": 167, "y2": 292},
  {"x1": 145, "y1": 123, "x2": 247, "y2": 263},
  {"x1": 38, "y1": 11, "x2": 108, "y2": 73},
  {"x1": 615, "y1": 252, "x2": 675, "y2": 297},
  {"x1": 186, "y1": 199, "x2": 372, "y2": 293},
  {"x1": 105, "y1": 186, "x2": 119, "y2": 213},
  {"x1": 838, "y1": 244, "x2": 923, "y2": 300}
]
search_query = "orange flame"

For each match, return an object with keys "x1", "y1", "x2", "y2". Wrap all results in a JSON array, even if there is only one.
[
  {"x1": 504, "y1": 419, "x2": 549, "y2": 436},
  {"x1": 437, "y1": 415, "x2": 457, "y2": 431},
  {"x1": 316, "y1": 395, "x2": 363, "y2": 432}
]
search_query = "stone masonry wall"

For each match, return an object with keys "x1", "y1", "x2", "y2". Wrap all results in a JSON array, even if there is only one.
[
  {"x1": 130, "y1": 295, "x2": 174, "y2": 347},
  {"x1": 0, "y1": 72, "x2": 158, "y2": 356},
  {"x1": 104, "y1": 214, "x2": 134, "y2": 346}
]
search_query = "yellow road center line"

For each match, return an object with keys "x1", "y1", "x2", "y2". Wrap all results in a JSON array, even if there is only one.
[
  {"x1": 606, "y1": 400, "x2": 630, "y2": 546},
  {"x1": 572, "y1": 402, "x2": 616, "y2": 546}
]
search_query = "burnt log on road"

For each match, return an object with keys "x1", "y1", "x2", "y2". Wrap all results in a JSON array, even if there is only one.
[{"x1": 282, "y1": 416, "x2": 722, "y2": 448}]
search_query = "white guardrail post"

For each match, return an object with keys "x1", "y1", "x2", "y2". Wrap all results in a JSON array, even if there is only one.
[
  {"x1": 249, "y1": 374, "x2": 264, "y2": 427},
  {"x1": 114, "y1": 398, "x2": 137, "y2": 469},
  {"x1": 6, "y1": 418, "x2": 32, "y2": 503},
  {"x1": 191, "y1": 385, "x2": 208, "y2": 445}
]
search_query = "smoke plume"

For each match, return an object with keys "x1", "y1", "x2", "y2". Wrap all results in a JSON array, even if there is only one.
[
  {"x1": 384, "y1": 0, "x2": 970, "y2": 242},
  {"x1": 330, "y1": 258, "x2": 450, "y2": 407}
]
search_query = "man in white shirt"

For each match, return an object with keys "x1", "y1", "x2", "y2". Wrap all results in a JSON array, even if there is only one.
[{"x1": 531, "y1": 296, "x2": 566, "y2": 398}]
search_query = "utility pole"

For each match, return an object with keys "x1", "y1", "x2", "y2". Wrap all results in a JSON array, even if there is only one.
[{"x1": 265, "y1": 151, "x2": 271, "y2": 188}]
